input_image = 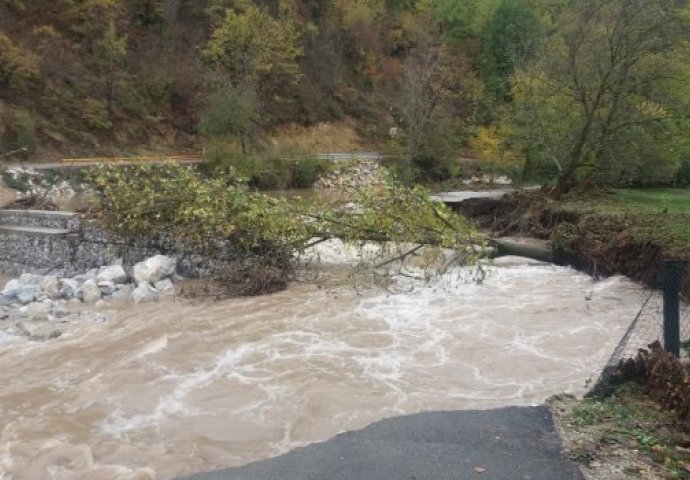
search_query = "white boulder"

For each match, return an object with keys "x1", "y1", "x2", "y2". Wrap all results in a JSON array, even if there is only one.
[
  {"x1": 17, "y1": 321, "x2": 62, "y2": 341},
  {"x1": 51, "y1": 303, "x2": 69, "y2": 319},
  {"x1": 131, "y1": 282, "x2": 158, "y2": 304},
  {"x1": 96, "y1": 265, "x2": 128, "y2": 284},
  {"x1": 153, "y1": 278, "x2": 175, "y2": 296},
  {"x1": 79, "y1": 311, "x2": 107, "y2": 323},
  {"x1": 97, "y1": 280, "x2": 116, "y2": 296},
  {"x1": 132, "y1": 255, "x2": 177, "y2": 285},
  {"x1": 81, "y1": 279, "x2": 102, "y2": 304},
  {"x1": 18, "y1": 301, "x2": 52, "y2": 320},
  {"x1": 58, "y1": 278, "x2": 79, "y2": 300},
  {"x1": 16, "y1": 285, "x2": 39, "y2": 305},
  {"x1": 2, "y1": 279, "x2": 22, "y2": 298},
  {"x1": 18, "y1": 273, "x2": 39, "y2": 285},
  {"x1": 37, "y1": 276, "x2": 60, "y2": 299},
  {"x1": 111, "y1": 284, "x2": 133, "y2": 301}
]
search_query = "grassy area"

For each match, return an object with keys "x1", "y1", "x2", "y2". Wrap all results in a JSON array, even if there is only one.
[
  {"x1": 553, "y1": 188, "x2": 690, "y2": 255},
  {"x1": 489, "y1": 187, "x2": 690, "y2": 294},
  {"x1": 615, "y1": 188, "x2": 690, "y2": 214},
  {"x1": 551, "y1": 383, "x2": 690, "y2": 479}
]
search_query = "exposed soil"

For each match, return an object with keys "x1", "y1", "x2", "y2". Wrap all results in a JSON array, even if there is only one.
[
  {"x1": 458, "y1": 190, "x2": 690, "y2": 298},
  {"x1": 0, "y1": 182, "x2": 19, "y2": 208},
  {"x1": 550, "y1": 384, "x2": 690, "y2": 480},
  {"x1": 551, "y1": 344, "x2": 690, "y2": 479}
]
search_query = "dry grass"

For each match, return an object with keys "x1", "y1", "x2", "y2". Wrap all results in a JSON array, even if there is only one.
[{"x1": 267, "y1": 120, "x2": 365, "y2": 153}]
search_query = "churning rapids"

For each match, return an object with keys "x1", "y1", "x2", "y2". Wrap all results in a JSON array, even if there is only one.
[{"x1": 0, "y1": 244, "x2": 648, "y2": 479}]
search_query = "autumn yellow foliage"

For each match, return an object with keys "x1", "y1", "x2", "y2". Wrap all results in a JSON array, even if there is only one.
[{"x1": 0, "y1": 32, "x2": 40, "y2": 91}]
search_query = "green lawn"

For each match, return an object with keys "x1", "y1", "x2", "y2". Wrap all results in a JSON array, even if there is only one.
[
  {"x1": 546, "y1": 187, "x2": 690, "y2": 255},
  {"x1": 614, "y1": 187, "x2": 690, "y2": 214}
]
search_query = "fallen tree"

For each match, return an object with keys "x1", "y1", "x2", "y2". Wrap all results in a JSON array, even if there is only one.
[{"x1": 86, "y1": 162, "x2": 484, "y2": 295}]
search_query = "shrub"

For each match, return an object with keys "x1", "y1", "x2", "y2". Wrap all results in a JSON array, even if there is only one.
[
  {"x1": 291, "y1": 156, "x2": 327, "y2": 188},
  {"x1": 203, "y1": 146, "x2": 328, "y2": 189},
  {"x1": 1, "y1": 169, "x2": 31, "y2": 192},
  {"x1": 410, "y1": 152, "x2": 457, "y2": 182},
  {"x1": 141, "y1": 69, "x2": 174, "y2": 108},
  {"x1": 116, "y1": 83, "x2": 147, "y2": 117},
  {"x1": 386, "y1": 158, "x2": 422, "y2": 186},
  {"x1": 199, "y1": 86, "x2": 256, "y2": 151},
  {"x1": 10, "y1": 110, "x2": 37, "y2": 154},
  {"x1": 245, "y1": 156, "x2": 292, "y2": 190},
  {"x1": 675, "y1": 159, "x2": 690, "y2": 187},
  {"x1": 82, "y1": 98, "x2": 112, "y2": 131},
  {"x1": 0, "y1": 33, "x2": 40, "y2": 90}
]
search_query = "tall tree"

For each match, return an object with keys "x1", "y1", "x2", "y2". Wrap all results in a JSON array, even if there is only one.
[
  {"x1": 199, "y1": 85, "x2": 257, "y2": 153},
  {"x1": 202, "y1": 4, "x2": 302, "y2": 94},
  {"x1": 508, "y1": 0, "x2": 690, "y2": 188},
  {"x1": 399, "y1": 38, "x2": 479, "y2": 180},
  {"x1": 94, "y1": 21, "x2": 127, "y2": 116},
  {"x1": 480, "y1": 0, "x2": 540, "y2": 99}
]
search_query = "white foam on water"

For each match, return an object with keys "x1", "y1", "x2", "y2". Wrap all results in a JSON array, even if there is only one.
[
  {"x1": 135, "y1": 335, "x2": 169, "y2": 358},
  {"x1": 0, "y1": 331, "x2": 20, "y2": 346},
  {"x1": 102, "y1": 343, "x2": 259, "y2": 437},
  {"x1": 0, "y1": 257, "x2": 650, "y2": 479}
]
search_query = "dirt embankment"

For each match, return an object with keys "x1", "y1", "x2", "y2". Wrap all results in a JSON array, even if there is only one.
[{"x1": 458, "y1": 190, "x2": 690, "y2": 297}]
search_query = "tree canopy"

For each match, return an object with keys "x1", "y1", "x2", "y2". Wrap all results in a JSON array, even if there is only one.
[
  {"x1": 202, "y1": 4, "x2": 302, "y2": 92},
  {"x1": 2, "y1": 0, "x2": 690, "y2": 188},
  {"x1": 505, "y1": 0, "x2": 690, "y2": 187}
]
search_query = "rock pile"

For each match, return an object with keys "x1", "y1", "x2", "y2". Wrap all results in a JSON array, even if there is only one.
[
  {"x1": 2, "y1": 167, "x2": 81, "y2": 204},
  {"x1": 461, "y1": 174, "x2": 512, "y2": 186},
  {"x1": 0, "y1": 254, "x2": 179, "y2": 341},
  {"x1": 314, "y1": 160, "x2": 389, "y2": 189}
]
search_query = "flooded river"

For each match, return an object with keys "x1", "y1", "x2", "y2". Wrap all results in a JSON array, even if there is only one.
[{"x1": 0, "y1": 254, "x2": 647, "y2": 479}]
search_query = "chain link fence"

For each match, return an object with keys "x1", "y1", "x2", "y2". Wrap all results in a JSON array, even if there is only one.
[{"x1": 592, "y1": 261, "x2": 690, "y2": 395}]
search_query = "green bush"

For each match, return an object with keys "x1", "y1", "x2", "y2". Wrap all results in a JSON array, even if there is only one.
[
  {"x1": 384, "y1": 153, "x2": 458, "y2": 185},
  {"x1": 291, "y1": 156, "x2": 327, "y2": 188},
  {"x1": 410, "y1": 152, "x2": 458, "y2": 182},
  {"x1": 675, "y1": 159, "x2": 690, "y2": 187},
  {"x1": 142, "y1": 69, "x2": 174, "y2": 108},
  {"x1": 5, "y1": 110, "x2": 37, "y2": 155},
  {"x1": 0, "y1": 33, "x2": 40, "y2": 90},
  {"x1": 82, "y1": 98, "x2": 112, "y2": 131},
  {"x1": 116, "y1": 83, "x2": 148, "y2": 117},
  {"x1": 203, "y1": 146, "x2": 327, "y2": 189},
  {"x1": 384, "y1": 158, "x2": 420, "y2": 186},
  {"x1": 1, "y1": 169, "x2": 30, "y2": 192},
  {"x1": 199, "y1": 86, "x2": 256, "y2": 151},
  {"x1": 246, "y1": 156, "x2": 291, "y2": 189}
]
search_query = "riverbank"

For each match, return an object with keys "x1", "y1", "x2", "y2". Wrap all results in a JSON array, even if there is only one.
[
  {"x1": 0, "y1": 254, "x2": 646, "y2": 479},
  {"x1": 458, "y1": 188, "x2": 690, "y2": 478},
  {"x1": 460, "y1": 188, "x2": 690, "y2": 297},
  {"x1": 550, "y1": 383, "x2": 690, "y2": 479}
]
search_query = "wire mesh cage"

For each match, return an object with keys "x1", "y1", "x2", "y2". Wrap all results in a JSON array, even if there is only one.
[{"x1": 592, "y1": 260, "x2": 689, "y2": 395}]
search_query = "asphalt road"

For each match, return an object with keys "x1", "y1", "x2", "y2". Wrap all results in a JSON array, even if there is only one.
[
  {"x1": 0, "y1": 156, "x2": 203, "y2": 170},
  {"x1": 0, "y1": 152, "x2": 385, "y2": 170},
  {"x1": 179, "y1": 406, "x2": 583, "y2": 480}
]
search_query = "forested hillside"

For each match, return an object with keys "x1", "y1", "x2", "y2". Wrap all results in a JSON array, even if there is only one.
[{"x1": 1, "y1": 0, "x2": 690, "y2": 186}]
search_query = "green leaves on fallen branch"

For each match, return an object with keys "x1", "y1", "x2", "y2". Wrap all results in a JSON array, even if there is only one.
[{"x1": 86, "y1": 162, "x2": 484, "y2": 273}]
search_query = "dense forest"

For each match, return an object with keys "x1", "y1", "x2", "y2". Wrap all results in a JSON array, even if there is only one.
[{"x1": 1, "y1": 0, "x2": 690, "y2": 186}]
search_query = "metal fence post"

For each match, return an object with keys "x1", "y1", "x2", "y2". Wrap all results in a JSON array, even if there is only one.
[{"x1": 663, "y1": 259, "x2": 683, "y2": 356}]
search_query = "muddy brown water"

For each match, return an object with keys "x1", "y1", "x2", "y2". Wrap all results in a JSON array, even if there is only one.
[{"x1": 0, "y1": 254, "x2": 647, "y2": 479}]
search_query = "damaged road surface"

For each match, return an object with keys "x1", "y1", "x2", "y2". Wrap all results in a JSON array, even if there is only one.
[{"x1": 180, "y1": 406, "x2": 584, "y2": 480}]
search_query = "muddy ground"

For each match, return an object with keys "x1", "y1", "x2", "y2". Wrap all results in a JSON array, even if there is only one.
[
  {"x1": 550, "y1": 383, "x2": 690, "y2": 480},
  {"x1": 459, "y1": 190, "x2": 690, "y2": 298}
]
